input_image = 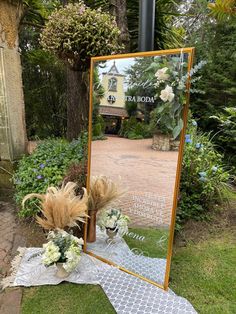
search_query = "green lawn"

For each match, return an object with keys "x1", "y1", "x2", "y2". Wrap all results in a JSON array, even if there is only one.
[
  {"x1": 170, "y1": 230, "x2": 236, "y2": 314},
  {"x1": 22, "y1": 284, "x2": 115, "y2": 314},
  {"x1": 124, "y1": 227, "x2": 169, "y2": 258},
  {"x1": 21, "y1": 227, "x2": 236, "y2": 314}
]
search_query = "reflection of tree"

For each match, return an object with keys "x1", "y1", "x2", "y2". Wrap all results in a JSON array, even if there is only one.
[
  {"x1": 148, "y1": 56, "x2": 187, "y2": 139},
  {"x1": 93, "y1": 67, "x2": 105, "y2": 124},
  {"x1": 125, "y1": 57, "x2": 156, "y2": 122},
  {"x1": 127, "y1": 55, "x2": 187, "y2": 139},
  {"x1": 125, "y1": 88, "x2": 138, "y2": 117}
]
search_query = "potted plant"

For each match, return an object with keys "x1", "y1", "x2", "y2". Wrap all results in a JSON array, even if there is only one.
[
  {"x1": 42, "y1": 229, "x2": 84, "y2": 278},
  {"x1": 97, "y1": 208, "x2": 130, "y2": 243},
  {"x1": 87, "y1": 176, "x2": 124, "y2": 243},
  {"x1": 22, "y1": 181, "x2": 88, "y2": 231},
  {"x1": 22, "y1": 182, "x2": 88, "y2": 277}
]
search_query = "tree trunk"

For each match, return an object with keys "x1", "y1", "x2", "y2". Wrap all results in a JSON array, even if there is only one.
[
  {"x1": 66, "y1": 68, "x2": 89, "y2": 141},
  {"x1": 109, "y1": 0, "x2": 130, "y2": 52},
  {"x1": 0, "y1": 1, "x2": 27, "y2": 167}
]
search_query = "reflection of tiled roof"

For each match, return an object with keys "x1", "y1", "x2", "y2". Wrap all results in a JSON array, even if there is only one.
[{"x1": 99, "y1": 106, "x2": 128, "y2": 117}]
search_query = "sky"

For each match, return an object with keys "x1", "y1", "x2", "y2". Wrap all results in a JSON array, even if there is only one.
[{"x1": 97, "y1": 58, "x2": 135, "y2": 77}]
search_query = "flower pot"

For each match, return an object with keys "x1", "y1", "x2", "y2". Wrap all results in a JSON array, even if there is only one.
[
  {"x1": 87, "y1": 210, "x2": 96, "y2": 243},
  {"x1": 55, "y1": 263, "x2": 70, "y2": 278},
  {"x1": 152, "y1": 133, "x2": 171, "y2": 151},
  {"x1": 106, "y1": 227, "x2": 118, "y2": 243}
]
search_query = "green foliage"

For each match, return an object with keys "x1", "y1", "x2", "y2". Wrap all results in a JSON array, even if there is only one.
[
  {"x1": 13, "y1": 133, "x2": 88, "y2": 217},
  {"x1": 187, "y1": 18, "x2": 236, "y2": 175},
  {"x1": 125, "y1": 88, "x2": 138, "y2": 117},
  {"x1": 210, "y1": 107, "x2": 236, "y2": 171},
  {"x1": 21, "y1": 47, "x2": 67, "y2": 139},
  {"x1": 126, "y1": 0, "x2": 184, "y2": 51},
  {"x1": 93, "y1": 123, "x2": 102, "y2": 137},
  {"x1": 119, "y1": 117, "x2": 151, "y2": 140},
  {"x1": 84, "y1": 0, "x2": 184, "y2": 51},
  {"x1": 19, "y1": 2, "x2": 67, "y2": 139},
  {"x1": 177, "y1": 119, "x2": 232, "y2": 228},
  {"x1": 40, "y1": 2, "x2": 122, "y2": 70},
  {"x1": 208, "y1": 0, "x2": 236, "y2": 21}
]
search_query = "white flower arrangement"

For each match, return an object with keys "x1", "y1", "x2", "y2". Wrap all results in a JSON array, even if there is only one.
[
  {"x1": 42, "y1": 229, "x2": 84, "y2": 273},
  {"x1": 155, "y1": 67, "x2": 170, "y2": 81},
  {"x1": 97, "y1": 208, "x2": 130, "y2": 236},
  {"x1": 159, "y1": 85, "x2": 175, "y2": 102}
]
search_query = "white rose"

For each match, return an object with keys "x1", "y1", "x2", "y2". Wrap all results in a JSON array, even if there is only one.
[
  {"x1": 106, "y1": 218, "x2": 116, "y2": 229},
  {"x1": 155, "y1": 67, "x2": 170, "y2": 81},
  {"x1": 160, "y1": 85, "x2": 175, "y2": 102}
]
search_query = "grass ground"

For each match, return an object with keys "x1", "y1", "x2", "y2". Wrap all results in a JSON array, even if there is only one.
[
  {"x1": 124, "y1": 227, "x2": 169, "y2": 258},
  {"x1": 21, "y1": 206, "x2": 236, "y2": 314}
]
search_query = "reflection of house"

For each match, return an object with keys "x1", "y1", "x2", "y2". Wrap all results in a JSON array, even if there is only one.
[{"x1": 99, "y1": 62, "x2": 128, "y2": 134}]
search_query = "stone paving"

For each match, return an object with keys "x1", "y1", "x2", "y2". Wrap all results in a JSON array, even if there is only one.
[
  {"x1": 0, "y1": 200, "x2": 24, "y2": 314},
  {"x1": 91, "y1": 137, "x2": 179, "y2": 227}
]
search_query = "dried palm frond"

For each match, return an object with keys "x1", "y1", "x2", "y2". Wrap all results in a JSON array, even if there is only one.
[
  {"x1": 22, "y1": 182, "x2": 88, "y2": 230},
  {"x1": 88, "y1": 176, "x2": 124, "y2": 213}
]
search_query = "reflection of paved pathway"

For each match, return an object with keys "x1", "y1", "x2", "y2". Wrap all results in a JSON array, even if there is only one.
[{"x1": 91, "y1": 137, "x2": 179, "y2": 227}]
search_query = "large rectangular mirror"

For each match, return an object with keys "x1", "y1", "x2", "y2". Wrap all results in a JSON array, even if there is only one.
[{"x1": 84, "y1": 48, "x2": 194, "y2": 290}]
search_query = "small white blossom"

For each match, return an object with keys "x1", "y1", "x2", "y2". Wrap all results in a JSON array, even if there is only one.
[
  {"x1": 160, "y1": 85, "x2": 175, "y2": 102},
  {"x1": 42, "y1": 241, "x2": 61, "y2": 266},
  {"x1": 155, "y1": 67, "x2": 170, "y2": 81},
  {"x1": 97, "y1": 209, "x2": 130, "y2": 237}
]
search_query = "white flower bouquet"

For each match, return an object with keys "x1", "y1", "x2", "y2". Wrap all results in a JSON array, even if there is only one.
[
  {"x1": 42, "y1": 229, "x2": 84, "y2": 273},
  {"x1": 97, "y1": 208, "x2": 130, "y2": 237},
  {"x1": 150, "y1": 56, "x2": 188, "y2": 139}
]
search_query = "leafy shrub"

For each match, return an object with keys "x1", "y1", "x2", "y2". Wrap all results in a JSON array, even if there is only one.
[
  {"x1": 40, "y1": 2, "x2": 122, "y2": 71},
  {"x1": 93, "y1": 123, "x2": 102, "y2": 137},
  {"x1": 96, "y1": 115, "x2": 105, "y2": 133},
  {"x1": 119, "y1": 117, "x2": 151, "y2": 139},
  {"x1": 92, "y1": 135, "x2": 107, "y2": 141},
  {"x1": 210, "y1": 107, "x2": 236, "y2": 180},
  {"x1": 177, "y1": 119, "x2": 232, "y2": 229},
  {"x1": 93, "y1": 115, "x2": 106, "y2": 138},
  {"x1": 13, "y1": 133, "x2": 88, "y2": 217}
]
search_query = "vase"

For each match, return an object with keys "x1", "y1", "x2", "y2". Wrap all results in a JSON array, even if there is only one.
[
  {"x1": 87, "y1": 210, "x2": 97, "y2": 243},
  {"x1": 55, "y1": 263, "x2": 70, "y2": 278},
  {"x1": 106, "y1": 228, "x2": 118, "y2": 243}
]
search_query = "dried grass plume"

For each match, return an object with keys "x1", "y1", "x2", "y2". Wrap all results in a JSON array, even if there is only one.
[
  {"x1": 22, "y1": 182, "x2": 88, "y2": 230},
  {"x1": 88, "y1": 175, "x2": 124, "y2": 213}
]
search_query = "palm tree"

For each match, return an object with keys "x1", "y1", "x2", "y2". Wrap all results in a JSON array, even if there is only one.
[
  {"x1": 208, "y1": 0, "x2": 236, "y2": 20},
  {"x1": 85, "y1": 0, "x2": 182, "y2": 52}
]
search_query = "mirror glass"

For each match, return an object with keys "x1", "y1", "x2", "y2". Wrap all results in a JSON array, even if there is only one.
[{"x1": 86, "y1": 49, "x2": 194, "y2": 288}]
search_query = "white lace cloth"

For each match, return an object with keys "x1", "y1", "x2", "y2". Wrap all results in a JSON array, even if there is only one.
[
  {"x1": 87, "y1": 227, "x2": 167, "y2": 285},
  {"x1": 8, "y1": 247, "x2": 197, "y2": 313}
]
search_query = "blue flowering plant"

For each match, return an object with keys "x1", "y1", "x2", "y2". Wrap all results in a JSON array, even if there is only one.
[
  {"x1": 13, "y1": 133, "x2": 88, "y2": 217},
  {"x1": 177, "y1": 118, "x2": 232, "y2": 227}
]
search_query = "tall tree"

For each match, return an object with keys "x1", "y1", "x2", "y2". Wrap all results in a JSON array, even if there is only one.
[
  {"x1": 0, "y1": 0, "x2": 27, "y2": 164},
  {"x1": 85, "y1": 0, "x2": 130, "y2": 51},
  {"x1": 41, "y1": 2, "x2": 121, "y2": 140},
  {"x1": 85, "y1": 0, "x2": 183, "y2": 52}
]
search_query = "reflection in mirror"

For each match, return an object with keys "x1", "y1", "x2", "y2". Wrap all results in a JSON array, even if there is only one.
[{"x1": 86, "y1": 50, "x2": 194, "y2": 288}]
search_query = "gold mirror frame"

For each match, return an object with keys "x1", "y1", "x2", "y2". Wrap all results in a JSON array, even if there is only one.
[{"x1": 84, "y1": 48, "x2": 195, "y2": 291}]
